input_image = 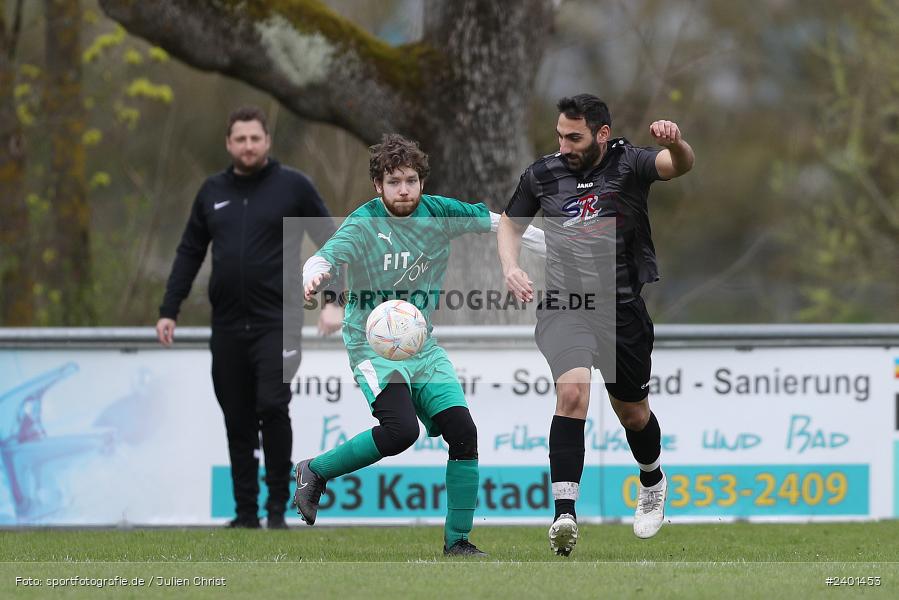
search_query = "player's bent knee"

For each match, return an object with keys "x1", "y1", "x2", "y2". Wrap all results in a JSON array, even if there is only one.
[
  {"x1": 378, "y1": 421, "x2": 419, "y2": 456},
  {"x1": 446, "y1": 423, "x2": 478, "y2": 461},
  {"x1": 435, "y1": 407, "x2": 479, "y2": 460},
  {"x1": 617, "y1": 407, "x2": 650, "y2": 431},
  {"x1": 556, "y1": 385, "x2": 588, "y2": 416}
]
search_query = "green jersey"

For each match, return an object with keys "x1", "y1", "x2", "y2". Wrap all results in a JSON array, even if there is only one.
[{"x1": 316, "y1": 194, "x2": 491, "y2": 366}]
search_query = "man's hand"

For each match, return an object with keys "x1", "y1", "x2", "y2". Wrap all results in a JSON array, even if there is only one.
[
  {"x1": 156, "y1": 318, "x2": 176, "y2": 347},
  {"x1": 504, "y1": 266, "x2": 534, "y2": 303},
  {"x1": 304, "y1": 272, "x2": 331, "y2": 301},
  {"x1": 649, "y1": 120, "x2": 682, "y2": 148},
  {"x1": 317, "y1": 302, "x2": 344, "y2": 335},
  {"x1": 650, "y1": 120, "x2": 694, "y2": 179}
]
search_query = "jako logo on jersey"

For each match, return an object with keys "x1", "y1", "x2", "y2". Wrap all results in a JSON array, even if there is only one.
[
  {"x1": 377, "y1": 231, "x2": 393, "y2": 245},
  {"x1": 576, "y1": 182, "x2": 594, "y2": 189}
]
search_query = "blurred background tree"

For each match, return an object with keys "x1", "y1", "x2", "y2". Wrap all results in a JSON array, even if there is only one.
[
  {"x1": 0, "y1": 0, "x2": 896, "y2": 327},
  {"x1": 1, "y1": 0, "x2": 31, "y2": 324}
]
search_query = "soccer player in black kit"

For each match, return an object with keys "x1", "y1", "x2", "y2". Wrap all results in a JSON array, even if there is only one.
[
  {"x1": 156, "y1": 107, "x2": 342, "y2": 529},
  {"x1": 497, "y1": 94, "x2": 694, "y2": 555}
]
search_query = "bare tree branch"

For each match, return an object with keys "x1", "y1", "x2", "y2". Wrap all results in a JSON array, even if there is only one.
[
  {"x1": 98, "y1": 0, "x2": 440, "y2": 144},
  {"x1": 8, "y1": 0, "x2": 24, "y2": 60},
  {"x1": 657, "y1": 231, "x2": 773, "y2": 321},
  {"x1": 100, "y1": 0, "x2": 554, "y2": 237}
]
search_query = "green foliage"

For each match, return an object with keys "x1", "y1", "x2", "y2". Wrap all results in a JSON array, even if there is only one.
[
  {"x1": 15, "y1": 103, "x2": 34, "y2": 126},
  {"x1": 112, "y1": 101, "x2": 140, "y2": 128},
  {"x1": 787, "y1": 0, "x2": 899, "y2": 322},
  {"x1": 147, "y1": 46, "x2": 169, "y2": 62},
  {"x1": 125, "y1": 77, "x2": 173, "y2": 103},
  {"x1": 25, "y1": 193, "x2": 50, "y2": 220},
  {"x1": 19, "y1": 64, "x2": 41, "y2": 79},
  {"x1": 82, "y1": 127, "x2": 102, "y2": 146},
  {"x1": 89, "y1": 171, "x2": 111, "y2": 189},
  {"x1": 82, "y1": 24, "x2": 126, "y2": 63},
  {"x1": 0, "y1": 2, "x2": 180, "y2": 325},
  {"x1": 123, "y1": 47, "x2": 143, "y2": 65}
]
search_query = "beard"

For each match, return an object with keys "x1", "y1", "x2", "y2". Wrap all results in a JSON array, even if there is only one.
[
  {"x1": 564, "y1": 139, "x2": 602, "y2": 172},
  {"x1": 382, "y1": 194, "x2": 421, "y2": 216},
  {"x1": 234, "y1": 153, "x2": 267, "y2": 174}
]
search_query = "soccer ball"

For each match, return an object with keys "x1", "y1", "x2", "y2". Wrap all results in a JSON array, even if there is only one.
[{"x1": 365, "y1": 300, "x2": 428, "y2": 360}]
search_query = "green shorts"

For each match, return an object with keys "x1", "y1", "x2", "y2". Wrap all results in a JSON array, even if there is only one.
[{"x1": 352, "y1": 342, "x2": 467, "y2": 437}]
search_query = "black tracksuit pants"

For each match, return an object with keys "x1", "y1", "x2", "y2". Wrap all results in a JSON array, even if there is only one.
[{"x1": 210, "y1": 327, "x2": 301, "y2": 519}]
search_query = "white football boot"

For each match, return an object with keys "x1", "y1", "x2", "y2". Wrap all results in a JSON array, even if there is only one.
[
  {"x1": 633, "y1": 473, "x2": 668, "y2": 539},
  {"x1": 549, "y1": 513, "x2": 579, "y2": 556}
]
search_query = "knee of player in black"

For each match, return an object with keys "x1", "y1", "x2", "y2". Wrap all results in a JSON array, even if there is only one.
[{"x1": 434, "y1": 406, "x2": 478, "y2": 461}]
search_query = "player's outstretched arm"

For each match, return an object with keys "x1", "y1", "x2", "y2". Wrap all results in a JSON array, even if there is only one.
[
  {"x1": 650, "y1": 120, "x2": 694, "y2": 180},
  {"x1": 303, "y1": 255, "x2": 333, "y2": 300},
  {"x1": 489, "y1": 212, "x2": 545, "y2": 257},
  {"x1": 497, "y1": 213, "x2": 534, "y2": 303},
  {"x1": 304, "y1": 255, "x2": 344, "y2": 334}
]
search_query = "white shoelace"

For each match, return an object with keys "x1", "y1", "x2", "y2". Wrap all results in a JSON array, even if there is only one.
[{"x1": 639, "y1": 489, "x2": 664, "y2": 514}]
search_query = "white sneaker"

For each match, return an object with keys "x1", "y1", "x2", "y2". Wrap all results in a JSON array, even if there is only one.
[
  {"x1": 548, "y1": 513, "x2": 578, "y2": 556},
  {"x1": 633, "y1": 473, "x2": 667, "y2": 539}
]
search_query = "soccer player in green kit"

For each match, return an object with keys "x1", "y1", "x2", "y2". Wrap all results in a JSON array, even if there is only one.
[{"x1": 295, "y1": 134, "x2": 544, "y2": 556}]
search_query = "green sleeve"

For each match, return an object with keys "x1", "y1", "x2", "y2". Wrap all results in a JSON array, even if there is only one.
[
  {"x1": 315, "y1": 217, "x2": 362, "y2": 267},
  {"x1": 430, "y1": 195, "x2": 492, "y2": 238}
]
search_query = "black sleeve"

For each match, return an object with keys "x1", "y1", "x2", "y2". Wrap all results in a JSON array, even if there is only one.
[
  {"x1": 300, "y1": 177, "x2": 338, "y2": 247},
  {"x1": 158, "y1": 191, "x2": 211, "y2": 320},
  {"x1": 630, "y1": 146, "x2": 663, "y2": 183},
  {"x1": 504, "y1": 167, "x2": 541, "y2": 226}
]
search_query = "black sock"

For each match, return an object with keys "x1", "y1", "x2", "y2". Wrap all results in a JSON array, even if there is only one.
[
  {"x1": 549, "y1": 415, "x2": 585, "y2": 520},
  {"x1": 625, "y1": 411, "x2": 663, "y2": 487}
]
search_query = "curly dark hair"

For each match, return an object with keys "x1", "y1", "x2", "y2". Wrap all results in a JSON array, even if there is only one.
[{"x1": 368, "y1": 133, "x2": 430, "y2": 182}]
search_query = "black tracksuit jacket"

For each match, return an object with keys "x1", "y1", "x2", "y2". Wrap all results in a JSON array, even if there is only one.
[{"x1": 159, "y1": 159, "x2": 337, "y2": 331}]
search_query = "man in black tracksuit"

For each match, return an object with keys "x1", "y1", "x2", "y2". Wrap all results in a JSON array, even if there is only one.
[{"x1": 155, "y1": 107, "x2": 342, "y2": 529}]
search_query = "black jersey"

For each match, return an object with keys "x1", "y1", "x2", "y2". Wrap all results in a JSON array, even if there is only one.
[
  {"x1": 506, "y1": 138, "x2": 663, "y2": 302},
  {"x1": 159, "y1": 159, "x2": 337, "y2": 331}
]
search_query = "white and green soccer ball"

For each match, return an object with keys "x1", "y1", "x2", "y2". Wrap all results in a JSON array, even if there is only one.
[{"x1": 365, "y1": 299, "x2": 427, "y2": 360}]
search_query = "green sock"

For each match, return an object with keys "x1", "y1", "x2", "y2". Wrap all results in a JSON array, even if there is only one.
[
  {"x1": 444, "y1": 459, "x2": 479, "y2": 547},
  {"x1": 310, "y1": 429, "x2": 382, "y2": 480}
]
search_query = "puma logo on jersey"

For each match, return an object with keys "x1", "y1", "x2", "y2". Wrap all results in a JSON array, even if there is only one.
[{"x1": 377, "y1": 231, "x2": 393, "y2": 245}]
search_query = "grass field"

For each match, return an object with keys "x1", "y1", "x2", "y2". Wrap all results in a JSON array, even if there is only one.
[{"x1": 2, "y1": 522, "x2": 898, "y2": 598}]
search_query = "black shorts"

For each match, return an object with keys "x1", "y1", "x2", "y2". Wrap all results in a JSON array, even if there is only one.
[{"x1": 534, "y1": 296, "x2": 654, "y2": 402}]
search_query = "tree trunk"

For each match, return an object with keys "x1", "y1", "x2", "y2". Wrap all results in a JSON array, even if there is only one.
[
  {"x1": 0, "y1": 0, "x2": 33, "y2": 325},
  {"x1": 44, "y1": 0, "x2": 93, "y2": 324},
  {"x1": 98, "y1": 0, "x2": 554, "y2": 208},
  {"x1": 418, "y1": 0, "x2": 553, "y2": 206},
  {"x1": 99, "y1": 0, "x2": 555, "y2": 325}
]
